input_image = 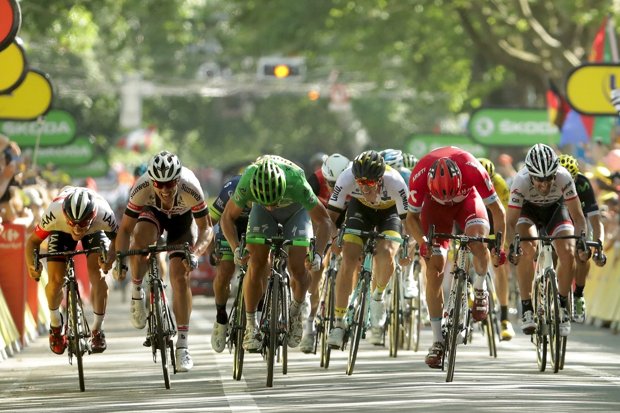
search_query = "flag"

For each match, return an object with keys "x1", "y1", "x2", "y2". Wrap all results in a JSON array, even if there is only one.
[
  {"x1": 546, "y1": 80, "x2": 570, "y2": 129},
  {"x1": 561, "y1": 17, "x2": 617, "y2": 146}
]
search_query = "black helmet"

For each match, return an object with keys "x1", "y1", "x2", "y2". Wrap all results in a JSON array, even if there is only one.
[{"x1": 352, "y1": 150, "x2": 386, "y2": 181}]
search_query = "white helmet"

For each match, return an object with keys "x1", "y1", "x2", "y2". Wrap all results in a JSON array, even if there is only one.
[
  {"x1": 379, "y1": 149, "x2": 404, "y2": 169},
  {"x1": 148, "y1": 151, "x2": 182, "y2": 182},
  {"x1": 525, "y1": 144, "x2": 559, "y2": 179},
  {"x1": 321, "y1": 153, "x2": 350, "y2": 184}
]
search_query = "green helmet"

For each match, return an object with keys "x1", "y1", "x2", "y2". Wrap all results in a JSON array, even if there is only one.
[
  {"x1": 250, "y1": 158, "x2": 287, "y2": 205},
  {"x1": 558, "y1": 154, "x2": 579, "y2": 179}
]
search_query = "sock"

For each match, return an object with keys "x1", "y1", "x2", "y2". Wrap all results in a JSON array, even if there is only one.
[
  {"x1": 132, "y1": 279, "x2": 143, "y2": 299},
  {"x1": 50, "y1": 308, "x2": 62, "y2": 327},
  {"x1": 305, "y1": 317, "x2": 314, "y2": 333},
  {"x1": 372, "y1": 286, "x2": 384, "y2": 301},
  {"x1": 246, "y1": 312, "x2": 257, "y2": 329},
  {"x1": 92, "y1": 312, "x2": 105, "y2": 331},
  {"x1": 574, "y1": 284, "x2": 585, "y2": 298},
  {"x1": 500, "y1": 305, "x2": 508, "y2": 322},
  {"x1": 473, "y1": 273, "x2": 486, "y2": 290},
  {"x1": 216, "y1": 304, "x2": 228, "y2": 324},
  {"x1": 430, "y1": 317, "x2": 443, "y2": 343},
  {"x1": 521, "y1": 299, "x2": 533, "y2": 313},
  {"x1": 290, "y1": 299, "x2": 303, "y2": 316},
  {"x1": 559, "y1": 294, "x2": 568, "y2": 308},
  {"x1": 176, "y1": 325, "x2": 189, "y2": 348},
  {"x1": 334, "y1": 307, "x2": 346, "y2": 328}
]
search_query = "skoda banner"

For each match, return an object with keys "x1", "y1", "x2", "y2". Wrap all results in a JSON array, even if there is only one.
[
  {"x1": 468, "y1": 108, "x2": 560, "y2": 146},
  {"x1": 0, "y1": 109, "x2": 76, "y2": 146},
  {"x1": 60, "y1": 155, "x2": 109, "y2": 178},
  {"x1": 21, "y1": 136, "x2": 95, "y2": 166},
  {"x1": 406, "y1": 134, "x2": 488, "y2": 158}
]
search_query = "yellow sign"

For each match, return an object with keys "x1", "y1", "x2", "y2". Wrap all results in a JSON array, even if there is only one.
[{"x1": 566, "y1": 63, "x2": 620, "y2": 115}]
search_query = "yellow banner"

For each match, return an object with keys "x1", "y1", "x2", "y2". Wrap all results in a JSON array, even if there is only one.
[{"x1": 566, "y1": 63, "x2": 620, "y2": 115}]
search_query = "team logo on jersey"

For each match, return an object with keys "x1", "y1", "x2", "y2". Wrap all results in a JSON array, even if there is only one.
[
  {"x1": 41, "y1": 211, "x2": 56, "y2": 227},
  {"x1": 181, "y1": 183, "x2": 202, "y2": 202}
]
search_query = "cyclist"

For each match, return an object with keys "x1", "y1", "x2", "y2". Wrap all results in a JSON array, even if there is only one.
[
  {"x1": 402, "y1": 153, "x2": 419, "y2": 171},
  {"x1": 25, "y1": 187, "x2": 118, "y2": 354},
  {"x1": 506, "y1": 144, "x2": 588, "y2": 337},
  {"x1": 326, "y1": 150, "x2": 412, "y2": 347},
  {"x1": 300, "y1": 153, "x2": 350, "y2": 353},
  {"x1": 208, "y1": 175, "x2": 251, "y2": 352},
  {"x1": 405, "y1": 146, "x2": 506, "y2": 368},
  {"x1": 115, "y1": 151, "x2": 213, "y2": 372},
  {"x1": 220, "y1": 155, "x2": 333, "y2": 352},
  {"x1": 558, "y1": 154, "x2": 606, "y2": 322},
  {"x1": 478, "y1": 157, "x2": 515, "y2": 341}
]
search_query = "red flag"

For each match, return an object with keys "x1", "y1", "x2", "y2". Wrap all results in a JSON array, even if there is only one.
[
  {"x1": 546, "y1": 81, "x2": 570, "y2": 129},
  {"x1": 589, "y1": 16, "x2": 608, "y2": 62}
]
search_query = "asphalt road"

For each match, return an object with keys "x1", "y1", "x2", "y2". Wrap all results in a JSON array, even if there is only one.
[{"x1": 2, "y1": 284, "x2": 620, "y2": 412}]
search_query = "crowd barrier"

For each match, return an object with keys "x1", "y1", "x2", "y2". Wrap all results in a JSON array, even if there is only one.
[
  {"x1": 0, "y1": 223, "x2": 89, "y2": 362},
  {"x1": 584, "y1": 248, "x2": 620, "y2": 331}
]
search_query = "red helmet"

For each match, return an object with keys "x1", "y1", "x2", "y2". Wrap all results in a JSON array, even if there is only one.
[{"x1": 427, "y1": 157, "x2": 462, "y2": 202}]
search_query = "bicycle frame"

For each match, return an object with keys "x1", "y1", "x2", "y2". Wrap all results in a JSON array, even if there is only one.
[
  {"x1": 317, "y1": 251, "x2": 339, "y2": 368},
  {"x1": 35, "y1": 244, "x2": 106, "y2": 392}
]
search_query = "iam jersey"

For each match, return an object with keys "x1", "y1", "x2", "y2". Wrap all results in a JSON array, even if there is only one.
[
  {"x1": 232, "y1": 155, "x2": 318, "y2": 210},
  {"x1": 328, "y1": 165, "x2": 409, "y2": 217},
  {"x1": 408, "y1": 146, "x2": 498, "y2": 213},
  {"x1": 34, "y1": 186, "x2": 119, "y2": 240},
  {"x1": 508, "y1": 166, "x2": 577, "y2": 209},
  {"x1": 127, "y1": 167, "x2": 208, "y2": 218}
]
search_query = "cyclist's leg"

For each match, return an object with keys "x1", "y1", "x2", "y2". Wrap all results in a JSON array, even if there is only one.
[
  {"x1": 514, "y1": 212, "x2": 538, "y2": 334},
  {"x1": 83, "y1": 232, "x2": 110, "y2": 352},
  {"x1": 573, "y1": 258, "x2": 589, "y2": 322},
  {"x1": 129, "y1": 208, "x2": 161, "y2": 298}
]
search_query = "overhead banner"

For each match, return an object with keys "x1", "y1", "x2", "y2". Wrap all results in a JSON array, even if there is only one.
[
  {"x1": 0, "y1": 109, "x2": 76, "y2": 146},
  {"x1": 21, "y1": 136, "x2": 95, "y2": 166},
  {"x1": 406, "y1": 134, "x2": 488, "y2": 158},
  {"x1": 565, "y1": 63, "x2": 620, "y2": 116},
  {"x1": 468, "y1": 108, "x2": 560, "y2": 146}
]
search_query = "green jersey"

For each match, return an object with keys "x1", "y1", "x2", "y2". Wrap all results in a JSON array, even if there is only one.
[{"x1": 232, "y1": 155, "x2": 319, "y2": 210}]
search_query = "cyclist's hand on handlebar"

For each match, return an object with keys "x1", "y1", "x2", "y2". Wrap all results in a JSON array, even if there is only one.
[
  {"x1": 27, "y1": 264, "x2": 42, "y2": 282},
  {"x1": 306, "y1": 252, "x2": 323, "y2": 272},
  {"x1": 419, "y1": 242, "x2": 432, "y2": 260},
  {"x1": 113, "y1": 259, "x2": 128, "y2": 281},
  {"x1": 508, "y1": 243, "x2": 521, "y2": 265},
  {"x1": 183, "y1": 253, "x2": 199, "y2": 272},
  {"x1": 491, "y1": 248, "x2": 506, "y2": 267},
  {"x1": 98, "y1": 254, "x2": 113, "y2": 274},
  {"x1": 594, "y1": 250, "x2": 607, "y2": 267},
  {"x1": 234, "y1": 247, "x2": 249, "y2": 266}
]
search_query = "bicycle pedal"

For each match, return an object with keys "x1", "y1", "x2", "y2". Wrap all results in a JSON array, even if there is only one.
[{"x1": 143, "y1": 338, "x2": 151, "y2": 347}]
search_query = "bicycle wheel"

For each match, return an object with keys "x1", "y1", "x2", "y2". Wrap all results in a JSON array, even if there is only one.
[
  {"x1": 545, "y1": 269, "x2": 561, "y2": 374},
  {"x1": 153, "y1": 282, "x2": 171, "y2": 389},
  {"x1": 484, "y1": 275, "x2": 498, "y2": 358},
  {"x1": 408, "y1": 259, "x2": 422, "y2": 352},
  {"x1": 161, "y1": 291, "x2": 176, "y2": 375},
  {"x1": 389, "y1": 271, "x2": 400, "y2": 357},
  {"x1": 446, "y1": 273, "x2": 465, "y2": 383},
  {"x1": 67, "y1": 282, "x2": 86, "y2": 392},
  {"x1": 280, "y1": 276, "x2": 289, "y2": 376},
  {"x1": 232, "y1": 285, "x2": 246, "y2": 381},
  {"x1": 266, "y1": 274, "x2": 280, "y2": 388},
  {"x1": 559, "y1": 292, "x2": 570, "y2": 370},
  {"x1": 533, "y1": 278, "x2": 547, "y2": 372},
  {"x1": 320, "y1": 271, "x2": 335, "y2": 369},
  {"x1": 346, "y1": 274, "x2": 368, "y2": 376}
]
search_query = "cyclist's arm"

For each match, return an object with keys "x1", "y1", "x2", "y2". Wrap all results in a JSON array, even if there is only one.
[
  {"x1": 192, "y1": 213, "x2": 213, "y2": 257},
  {"x1": 405, "y1": 211, "x2": 426, "y2": 246},
  {"x1": 114, "y1": 213, "x2": 137, "y2": 254},
  {"x1": 24, "y1": 231, "x2": 45, "y2": 280},
  {"x1": 505, "y1": 206, "x2": 520, "y2": 246},
  {"x1": 308, "y1": 202, "x2": 334, "y2": 257},
  {"x1": 221, "y1": 200, "x2": 244, "y2": 252},
  {"x1": 566, "y1": 196, "x2": 587, "y2": 239},
  {"x1": 487, "y1": 199, "x2": 506, "y2": 244},
  {"x1": 589, "y1": 213, "x2": 604, "y2": 246}
]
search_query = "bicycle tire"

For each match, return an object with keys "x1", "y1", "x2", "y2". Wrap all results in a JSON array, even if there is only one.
[
  {"x1": 546, "y1": 269, "x2": 561, "y2": 374},
  {"x1": 153, "y1": 282, "x2": 171, "y2": 389},
  {"x1": 232, "y1": 285, "x2": 246, "y2": 381},
  {"x1": 412, "y1": 259, "x2": 422, "y2": 352},
  {"x1": 446, "y1": 272, "x2": 465, "y2": 382},
  {"x1": 559, "y1": 292, "x2": 570, "y2": 370},
  {"x1": 389, "y1": 271, "x2": 400, "y2": 357},
  {"x1": 281, "y1": 276, "x2": 289, "y2": 376},
  {"x1": 266, "y1": 273, "x2": 280, "y2": 388},
  {"x1": 484, "y1": 276, "x2": 498, "y2": 358},
  {"x1": 162, "y1": 292, "x2": 176, "y2": 375},
  {"x1": 346, "y1": 274, "x2": 368, "y2": 376},
  {"x1": 68, "y1": 282, "x2": 86, "y2": 392},
  {"x1": 533, "y1": 277, "x2": 547, "y2": 372},
  {"x1": 321, "y1": 271, "x2": 335, "y2": 369}
]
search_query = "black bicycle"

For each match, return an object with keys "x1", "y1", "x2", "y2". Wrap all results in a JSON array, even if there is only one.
[
  {"x1": 34, "y1": 243, "x2": 107, "y2": 392},
  {"x1": 117, "y1": 243, "x2": 192, "y2": 389},
  {"x1": 427, "y1": 225, "x2": 501, "y2": 382},
  {"x1": 315, "y1": 250, "x2": 339, "y2": 368},
  {"x1": 245, "y1": 231, "x2": 312, "y2": 387}
]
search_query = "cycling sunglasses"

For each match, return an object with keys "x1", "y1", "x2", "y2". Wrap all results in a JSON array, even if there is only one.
[
  {"x1": 67, "y1": 216, "x2": 94, "y2": 228},
  {"x1": 152, "y1": 179, "x2": 179, "y2": 189},
  {"x1": 356, "y1": 178, "x2": 379, "y2": 187},
  {"x1": 532, "y1": 175, "x2": 555, "y2": 183}
]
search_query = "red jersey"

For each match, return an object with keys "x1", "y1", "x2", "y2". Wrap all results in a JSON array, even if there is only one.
[
  {"x1": 314, "y1": 169, "x2": 333, "y2": 207},
  {"x1": 408, "y1": 146, "x2": 498, "y2": 213}
]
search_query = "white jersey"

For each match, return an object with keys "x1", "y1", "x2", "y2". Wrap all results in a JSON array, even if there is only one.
[
  {"x1": 328, "y1": 165, "x2": 409, "y2": 215},
  {"x1": 508, "y1": 166, "x2": 578, "y2": 209},
  {"x1": 127, "y1": 166, "x2": 208, "y2": 217},
  {"x1": 34, "y1": 186, "x2": 118, "y2": 238}
]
